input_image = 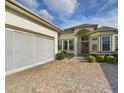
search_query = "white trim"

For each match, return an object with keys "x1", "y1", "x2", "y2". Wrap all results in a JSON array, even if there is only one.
[
  {"x1": 114, "y1": 35, "x2": 118, "y2": 51},
  {"x1": 98, "y1": 36, "x2": 101, "y2": 51},
  {"x1": 67, "y1": 40, "x2": 70, "y2": 50},
  {"x1": 6, "y1": 59, "x2": 54, "y2": 75},
  {"x1": 74, "y1": 36, "x2": 78, "y2": 55},
  {"x1": 6, "y1": 28, "x2": 54, "y2": 40},
  {"x1": 62, "y1": 40, "x2": 64, "y2": 50}
]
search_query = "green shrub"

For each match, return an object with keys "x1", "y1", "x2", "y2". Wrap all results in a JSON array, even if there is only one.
[
  {"x1": 90, "y1": 54, "x2": 104, "y2": 57},
  {"x1": 87, "y1": 55, "x2": 96, "y2": 63},
  {"x1": 104, "y1": 54, "x2": 110, "y2": 62},
  {"x1": 61, "y1": 51, "x2": 67, "y2": 54},
  {"x1": 106, "y1": 55, "x2": 117, "y2": 64},
  {"x1": 112, "y1": 54, "x2": 118, "y2": 61},
  {"x1": 56, "y1": 51, "x2": 74, "y2": 60},
  {"x1": 96, "y1": 55, "x2": 104, "y2": 62},
  {"x1": 55, "y1": 52, "x2": 65, "y2": 60},
  {"x1": 90, "y1": 54, "x2": 97, "y2": 57},
  {"x1": 61, "y1": 51, "x2": 68, "y2": 57},
  {"x1": 67, "y1": 53, "x2": 74, "y2": 59}
]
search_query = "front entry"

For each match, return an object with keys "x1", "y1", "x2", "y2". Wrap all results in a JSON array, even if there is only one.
[{"x1": 81, "y1": 42, "x2": 89, "y2": 56}]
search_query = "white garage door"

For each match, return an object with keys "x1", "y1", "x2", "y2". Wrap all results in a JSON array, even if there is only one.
[{"x1": 5, "y1": 29, "x2": 55, "y2": 72}]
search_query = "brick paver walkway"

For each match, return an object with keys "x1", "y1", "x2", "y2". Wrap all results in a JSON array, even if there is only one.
[{"x1": 6, "y1": 57, "x2": 118, "y2": 93}]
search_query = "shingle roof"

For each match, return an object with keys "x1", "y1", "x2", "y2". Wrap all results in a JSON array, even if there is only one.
[
  {"x1": 64, "y1": 24, "x2": 98, "y2": 30},
  {"x1": 71, "y1": 24, "x2": 98, "y2": 28},
  {"x1": 93, "y1": 26, "x2": 118, "y2": 31},
  {"x1": 62, "y1": 24, "x2": 98, "y2": 33},
  {"x1": 88, "y1": 26, "x2": 118, "y2": 35}
]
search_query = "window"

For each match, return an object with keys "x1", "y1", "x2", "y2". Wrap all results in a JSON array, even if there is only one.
[
  {"x1": 58, "y1": 40, "x2": 62, "y2": 50},
  {"x1": 115, "y1": 36, "x2": 118, "y2": 51},
  {"x1": 91, "y1": 36, "x2": 98, "y2": 51},
  {"x1": 92, "y1": 44, "x2": 97, "y2": 51},
  {"x1": 59, "y1": 39, "x2": 74, "y2": 51},
  {"x1": 101, "y1": 35, "x2": 111, "y2": 51},
  {"x1": 69, "y1": 40, "x2": 74, "y2": 50},
  {"x1": 92, "y1": 37, "x2": 98, "y2": 41},
  {"x1": 81, "y1": 36, "x2": 88, "y2": 41},
  {"x1": 63, "y1": 40, "x2": 68, "y2": 50}
]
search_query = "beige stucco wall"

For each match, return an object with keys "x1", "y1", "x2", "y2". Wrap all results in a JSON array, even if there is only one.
[
  {"x1": 6, "y1": 8, "x2": 58, "y2": 54},
  {"x1": 59, "y1": 32, "x2": 74, "y2": 40},
  {"x1": 59, "y1": 27, "x2": 95, "y2": 39}
]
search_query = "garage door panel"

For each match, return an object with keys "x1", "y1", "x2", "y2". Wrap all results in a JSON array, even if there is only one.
[
  {"x1": 35, "y1": 37, "x2": 54, "y2": 62},
  {"x1": 49, "y1": 39, "x2": 55, "y2": 59},
  {"x1": 44, "y1": 38, "x2": 47, "y2": 60},
  {"x1": 40, "y1": 37, "x2": 46, "y2": 62},
  {"x1": 15, "y1": 32, "x2": 34, "y2": 69},
  {"x1": 5, "y1": 30, "x2": 14, "y2": 71},
  {"x1": 35, "y1": 36, "x2": 45, "y2": 62},
  {"x1": 6, "y1": 29, "x2": 55, "y2": 73}
]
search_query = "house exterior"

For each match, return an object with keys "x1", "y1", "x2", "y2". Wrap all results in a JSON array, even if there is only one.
[
  {"x1": 5, "y1": 0, "x2": 118, "y2": 75},
  {"x1": 58, "y1": 24, "x2": 118, "y2": 56},
  {"x1": 5, "y1": 0, "x2": 62, "y2": 74}
]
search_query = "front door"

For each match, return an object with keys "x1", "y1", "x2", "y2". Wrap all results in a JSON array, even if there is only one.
[{"x1": 81, "y1": 42, "x2": 89, "y2": 56}]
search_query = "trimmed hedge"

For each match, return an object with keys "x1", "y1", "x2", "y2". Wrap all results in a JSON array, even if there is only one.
[
  {"x1": 106, "y1": 55, "x2": 117, "y2": 64},
  {"x1": 90, "y1": 53, "x2": 118, "y2": 62},
  {"x1": 55, "y1": 52, "x2": 65, "y2": 60},
  {"x1": 112, "y1": 54, "x2": 118, "y2": 61},
  {"x1": 104, "y1": 54, "x2": 110, "y2": 62},
  {"x1": 96, "y1": 55, "x2": 104, "y2": 62},
  {"x1": 89, "y1": 53, "x2": 118, "y2": 64},
  {"x1": 90, "y1": 54, "x2": 97, "y2": 57},
  {"x1": 55, "y1": 51, "x2": 74, "y2": 60},
  {"x1": 87, "y1": 55, "x2": 96, "y2": 63}
]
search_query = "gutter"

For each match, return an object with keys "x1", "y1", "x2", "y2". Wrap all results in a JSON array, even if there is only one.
[{"x1": 6, "y1": 0, "x2": 63, "y2": 32}]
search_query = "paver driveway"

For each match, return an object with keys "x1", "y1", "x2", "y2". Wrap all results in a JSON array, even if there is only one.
[{"x1": 6, "y1": 57, "x2": 118, "y2": 93}]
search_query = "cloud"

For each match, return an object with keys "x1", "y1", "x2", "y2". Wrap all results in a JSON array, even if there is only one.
[
  {"x1": 16, "y1": 0, "x2": 117, "y2": 28},
  {"x1": 42, "y1": 0, "x2": 78, "y2": 16},
  {"x1": 17, "y1": 0, "x2": 39, "y2": 10},
  {"x1": 86, "y1": 15, "x2": 117, "y2": 28},
  {"x1": 96, "y1": 0, "x2": 117, "y2": 15},
  {"x1": 38, "y1": 9, "x2": 53, "y2": 21},
  {"x1": 88, "y1": 8, "x2": 118, "y2": 27},
  {"x1": 16, "y1": 0, "x2": 54, "y2": 21},
  {"x1": 78, "y1": 0, "x2": 99, "y2": 12},
  {"x1": 61, "y1": 8, "x2": 118, "y2": 28}
]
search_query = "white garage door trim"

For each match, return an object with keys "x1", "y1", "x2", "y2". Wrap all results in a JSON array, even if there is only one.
[{"x1": 6, "y1": 28, "x2": 55, "y2": 75}]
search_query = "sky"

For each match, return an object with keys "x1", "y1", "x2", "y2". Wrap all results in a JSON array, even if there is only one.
[{"x1": 16, "y1": 0, "x2": 118, "y2": 29}]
